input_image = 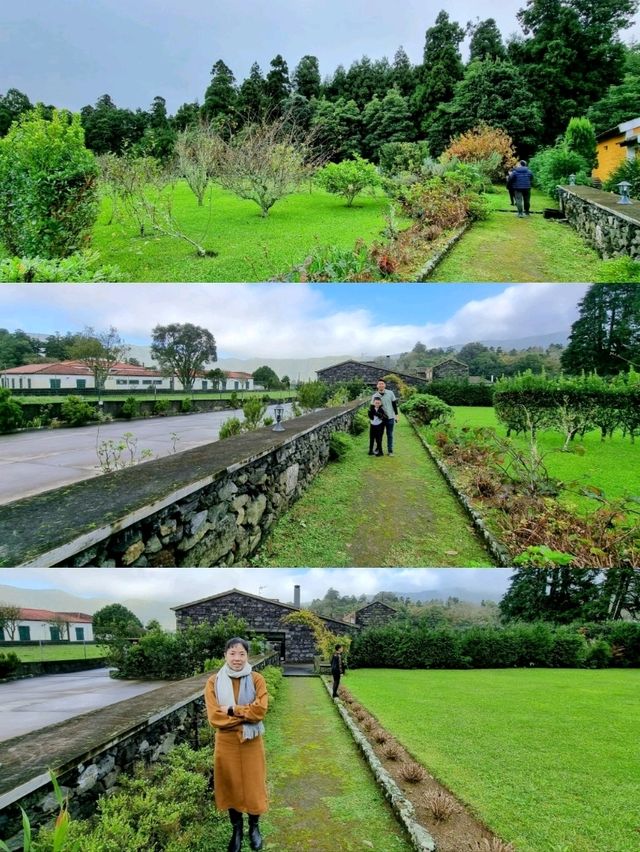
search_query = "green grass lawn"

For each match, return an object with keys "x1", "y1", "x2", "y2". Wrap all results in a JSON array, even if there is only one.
[
  {"x1": 346, "y1": 668, "x2": 640, "y2": 852},
  {"x1": 444, "y1": 406, "x2": 640, "y2": 512},
  {"x1": 262, "y1": 677, "x2": 412, "y2": 850},
  {"x1": 89, "y1": 181, "x2": 392, "y2": 282},
  {"x1": 430, "y1": 189, "x2": 604, "y2": 282},
  {"x1": 251, "y1": 418, "x2": 493, "y2": 567},
  {"x1": 10, "y1": 644, "x2": 106, "y2": 662},
  {"x1": 13, "y1": 390, "x2": 294, "y2": 404}
]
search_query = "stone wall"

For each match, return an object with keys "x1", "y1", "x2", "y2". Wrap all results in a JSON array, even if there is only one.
[
  {"x1": 0, "y1": 403, "x2": 361, "y2": 568},
  {"x1": 175, "y1": 591, "x2": 358, "y2": 663},
  {"x1": 316, "y1": 361, "x2": 424, "y2": 388},
  {"x1": 0, "y1": 653, "x2": 279, "y2": 845},
  {"x1": 557, "y1": 185, "x2": 640, "y2": 259},
  {"x1": 432, "y1": 360, "x2": 469, "y2": 381},
  {"x1": 355, "y1": 602, "x2": 398, "y2": 629}
]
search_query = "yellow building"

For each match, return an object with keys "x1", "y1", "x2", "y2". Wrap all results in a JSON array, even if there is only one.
[{"x1": 594, "y1": 117, "x2": 640, "y2": 182}]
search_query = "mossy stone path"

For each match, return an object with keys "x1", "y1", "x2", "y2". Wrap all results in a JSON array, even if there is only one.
[
  {"x1": 429, "y1": 189, "x2": 602, "y2": 282},
  {"x1": 261, "y1": 678, "x2": 412, "y2": 851},
  {"x1": 253, "y1": 418, "x2": 493, "y2": 567}
]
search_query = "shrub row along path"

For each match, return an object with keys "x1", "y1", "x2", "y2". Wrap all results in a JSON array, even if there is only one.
[
  {"x1": 429, "y1": 189, "x2": 602, "y2": 282},
  {"x1": 262, "y1": 677, "x2": 412, "y2": 851},
  {"x1": 253, "y1": 418, "x2": 493, "y2": 567}
]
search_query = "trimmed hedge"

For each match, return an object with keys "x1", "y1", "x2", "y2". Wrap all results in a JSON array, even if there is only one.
[
  {"x1": 493, "y1": 371, "x2": 640, "y2": 439},
  {"x1": 349, "y1": 621, "x2": 640, "y2": 669},
  {"x1": 417, "y1": 380, "x2": 496, "y2": 406}
]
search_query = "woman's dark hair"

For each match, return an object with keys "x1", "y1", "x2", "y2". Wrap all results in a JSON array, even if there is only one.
[{"x1": 225, "y1": 637, "x2": 249, "y2": 653}]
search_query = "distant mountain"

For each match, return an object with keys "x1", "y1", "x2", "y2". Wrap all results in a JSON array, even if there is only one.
[{"x1": 0, "y1": 585, "x2": 177, "y2": 630}]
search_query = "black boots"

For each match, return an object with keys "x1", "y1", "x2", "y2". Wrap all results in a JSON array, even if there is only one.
[
  {"x1": 248, "y1": 814, "x2": 263, "y2": 851},
  {"x1": 227, "y1": 809, "x2": 243, "y2": 852}
]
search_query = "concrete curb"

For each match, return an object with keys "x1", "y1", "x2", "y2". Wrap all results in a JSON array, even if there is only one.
[
  {"x1": 407, "y1": 418, "x2": 512, "y2": 567},
  {"x1": 414, "y1": 223, "x2": 470, "y2": 282},
  {"x1": 322, "y1": 678, "x2": 437, "y2": 852}
]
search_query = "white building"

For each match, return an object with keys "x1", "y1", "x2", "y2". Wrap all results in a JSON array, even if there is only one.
[
  {"x1": 1, "y1": 608, "x2": 94, "y2": 642},
  {"x1": 0, "y1": 362, "x2": 255, "y2": 392}
]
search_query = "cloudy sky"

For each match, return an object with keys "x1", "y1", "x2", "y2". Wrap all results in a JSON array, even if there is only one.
[
  {"x1": 2, "y1": 1, "x2": 638, "y2": 114},
  {"x1": 1, "y1": 282, "x2": 588, "y2": 359},
  {"x1": 0, "y1": 567, "x2": 514, "y2": 608}
]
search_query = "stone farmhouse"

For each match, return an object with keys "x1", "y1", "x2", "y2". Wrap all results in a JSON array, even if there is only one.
[
  {"x1": 0, "y1": 361, "x2": 255, "y2": 393},
  {"x1": 0, "y1": 608, "x2": 93, "y2": 642},
  {"x1": 346, "y1": 600, "x2": 399, "y2": 628},
  {"x1": 172, "y1": 587, "x2": 398, "y2": 663},
  {"x1": 316, "y1": 357, "x2": 474, "y2": 387}
]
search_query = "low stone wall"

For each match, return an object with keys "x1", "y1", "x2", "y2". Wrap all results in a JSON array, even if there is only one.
[
  {"x1": 557, "y1": 185, "x2": 640, "y2": 259},
  {"x1": 8, "y1": 658, "x2": 108, "y2": 680},
  {"x1": 0, "y1": 652, "x2": 279, "y2": 845},
  {"x1": 0, "y1": 403, "x2": 361, "y2": 568}
]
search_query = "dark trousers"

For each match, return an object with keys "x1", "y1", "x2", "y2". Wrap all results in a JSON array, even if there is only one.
[
  {"x1": 332, "y1": 673, "x2": 341, "y2": 697},
  {"x1": 369, "y1": 423, "x2": 384, "y2": 454},
  {"x1": 515, "y1": 188, "x2": 531, "y2": 214}
]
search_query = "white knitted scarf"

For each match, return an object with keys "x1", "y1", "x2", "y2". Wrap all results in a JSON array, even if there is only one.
[{"x1": 215, "y1": 662, "x2": 265, "y2": 741}]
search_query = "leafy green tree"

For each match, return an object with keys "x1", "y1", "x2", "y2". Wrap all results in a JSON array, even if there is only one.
[
  {"x1": 511, "y1": 0, "x2": 638, "y2": 145},
  {"x1": 237, "y1": 62, "x2": 267, "y2": 121},
  {"x1": 587, "y1": 72, "x2": 640, "y2": 132},
  {"x1": 68, "y1": 326, "x2": 129, "y2": 392},
  {"x1": 80, "y1": 94, "x2": 146, "y2": 155},
  {"x1": 206, "y1": 367, "x2": 227, "y2": 389},
  {"x1": 43, "y1": 332, "x2": 83, "y2": 361},
  {"x1": 391, "y1": 46, "x2": 416, "y2": 97},
  {"x1": 202, "y1": 60, "x2": 237, "y2": 124},
  {"x1": 311, "y1": 97, "x2": 362, "y2": 159},
  {"x1": 0, "y1": 108, "x2": 99, "y2": 258},
  {"x1": 0, "y1": 388, "x2": 24, "y2": 433},
  {"x1": 297, "y1": 380, "x2": 329, "y2": 411},
  {"x1": 151, "y1": 323, "x2": 217, "y2": 392},
  {"x1": 265, "y1": 54, "x2": 292, "y2": 114},
  {"x1": 529, "y1": 144, "x2": 590, "y2": 197},
  {"x1": 323, "y1": 64, "x2": 349, "y2": 100},
  {"x1": 316, "y1": 156, "x2": 381, "y2": 206},
  {"x1": 293, "y1": 55, "x2": 321, "y2": 99},
  {"x1": 252, "y1": 365, "x2": 281, "y2": 389},
  {"x1": 172, "y1": 100, "x2": 201, "y2": 131},
  {"x1": 139, "y1": 95, "x2": 176, "y2": 161},
  {"x1": 413, "y1": 11, "x2": 465, "y2": 135},
  {"x1": 0, "y1": 88, "x2": 33, "y2": 136},
  {"x1": 467, "y1": 18, "x2": 506, "y2": 61},
  {"x1": 342, "y1": 56, "x2": 392, "y2": 107},
  {"x1": 280, "y1": 374, "x2": 291, "y2": 389},
  {"x1": 0, "y1": 603, "x2": 22, "y2": 639},
  {"x1": 564, "y1": 117, "x2": 597, "y2": 170},
  {"x1": 0, "y1": 328, "x2": 40, "y2": 367},
  {"x1": 363, "y1": 88, "x2": 415, "y2": 160},
  {"x1": 430, "y1": 59, "x2": 542, "y2": 157},
  {"x1": 93, "y1": 603, "x2": 144, "y2": 640},
  {"x1": 561, "y1": 284, "x2": 640, "y2": 375}
]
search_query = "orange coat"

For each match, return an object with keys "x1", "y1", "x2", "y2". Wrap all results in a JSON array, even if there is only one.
[{"x1": 204, "y1": 670, "x2": 269, "y2": 814}]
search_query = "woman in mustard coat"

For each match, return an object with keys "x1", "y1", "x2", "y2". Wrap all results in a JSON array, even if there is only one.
[{"x1": 205, "y1": 637, "x2": 269, "y2": 852}]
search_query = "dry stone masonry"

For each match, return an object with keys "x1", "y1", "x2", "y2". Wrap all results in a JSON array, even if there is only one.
[
  {"x1": 0, "y1": 403, "x2": 361, "y2": 568},
  {"x1": 557, "y1": 185, "x2": 640, "y2": 259}
]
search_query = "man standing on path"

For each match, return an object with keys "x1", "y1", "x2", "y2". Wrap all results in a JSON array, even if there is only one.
[
  {"x1": 371, "y1": 379, "x2": 399, "y2": 456},
  {"x1": 331, "y1": 644, "x2": 345, "y2": 698},
  {"x1": 507, "y1": 160, "x2": 534, "y2": 218}
]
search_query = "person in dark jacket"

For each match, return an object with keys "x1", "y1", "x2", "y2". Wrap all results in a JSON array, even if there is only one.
[
  {"x1": 331, "y1": 644, "x2": 345, "y2": 698},
  {"x1": 507, "y1": 160, "x2": 534, "y2": 217},
  {"x1": 506, "y1": 167, "x2": 516, "y2": 205},
  {"x1": 368, "y1": 397, "x2": 389, "y2": 456}
]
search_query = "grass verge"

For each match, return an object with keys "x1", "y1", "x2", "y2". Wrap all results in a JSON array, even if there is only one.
[
  {"x1": 429, "y1": 189, "x2": 603, "y2": 282},
  {"x1": 346, "y1": 668, "x2": 640, "y2": 852},
  {"x1": 9, "y1": 644, "x2": 106, "y2": 662},
  {"x1": 252, "y1": 418, "x2": 493, "y2": 567}
]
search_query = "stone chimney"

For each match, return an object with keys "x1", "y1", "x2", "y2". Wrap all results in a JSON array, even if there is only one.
[{"x1": 294, "y1": 585, "x2": 301, "y2": 608}]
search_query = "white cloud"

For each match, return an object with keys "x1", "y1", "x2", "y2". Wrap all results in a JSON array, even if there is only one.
[{"x1": 0, "y1": 283, "x2": 588, "y2": 359}]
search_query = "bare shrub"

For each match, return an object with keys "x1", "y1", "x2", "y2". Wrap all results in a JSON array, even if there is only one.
[
  {"x1": 354, "y1": 709, "x2": 367, "y2": 722},
  {"x1": 471, "y1": 839, "x2": 515, "y2": 852},
  {"x1": 372, "y1": 728, "x2": 389, "y2": 744},
  {"x1": 210, "y1": 114, "x2": 326, "y2": 216},
  {"x1": 400, "y1": 761, "x2": 427, "y2": 783},
  {"x1": 382, "y1": 743, "x2": 402, "y2": 761},
  {"x1": 175, "y1": 126, "x2": 222, "y2": 206},
  {"x1": 361, "y1": 718, "x2": 375, "y2": 731},
  {"x1": 423, "y1": 791, "x2": 458, "y2": 821}
]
